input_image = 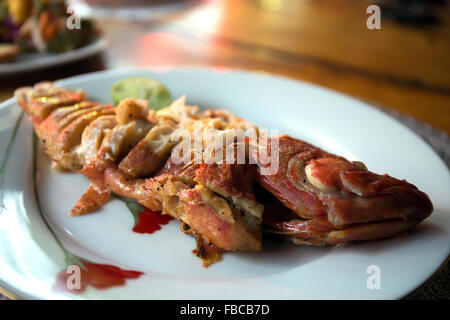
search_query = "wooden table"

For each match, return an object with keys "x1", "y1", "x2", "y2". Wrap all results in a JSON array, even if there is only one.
[{"x1": 1, "y1": 0, "x2": 449, "y2": 133}]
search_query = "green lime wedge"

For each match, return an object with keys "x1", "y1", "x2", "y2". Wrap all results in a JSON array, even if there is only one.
[{"x1": 111, "y1": 76, "x2": 172, "y2": 110}]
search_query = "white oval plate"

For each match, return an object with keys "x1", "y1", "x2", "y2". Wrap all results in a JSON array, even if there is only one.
[
  {"x1": 0, "y1": 67, "x2": 449, "y2": 300},
  {"x1": 0, "y1": 38, "x2": 107, "y2": 76}
]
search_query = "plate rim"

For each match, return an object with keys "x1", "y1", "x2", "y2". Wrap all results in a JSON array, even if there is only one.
[{"x1": 0, "y1": 66, "x2": 448, "y2": 300}]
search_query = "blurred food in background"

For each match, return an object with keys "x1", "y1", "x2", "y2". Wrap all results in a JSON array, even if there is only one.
[
  {"x1": 69, "y1": 0, "x2": 200, "y2": 21},
  {"x1": 0, "y1": 0, "x2": 98, "y2": 62}
]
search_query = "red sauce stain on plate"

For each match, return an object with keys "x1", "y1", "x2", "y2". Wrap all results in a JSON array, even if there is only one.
[
  {"x1": 55, "y1": 261, "x2": 143, "y2": 294},
  {"x1": 133, "y1": 207, "x2": 173, "y2": 234}
]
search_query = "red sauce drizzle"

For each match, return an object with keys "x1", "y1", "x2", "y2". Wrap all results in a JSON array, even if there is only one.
[
  {"x1": 132, "y1": 207, "x2": 173, "y2": 234},
  {"x1": 55, "y1": 261, "x2": 143, "y2": 294}
]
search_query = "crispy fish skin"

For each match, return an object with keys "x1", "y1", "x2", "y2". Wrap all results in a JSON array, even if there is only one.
[
  {"x1": 15, "y1": 83, "x2": 114, "y2": 171},
  {"x1": 118, "y1": 122, "x2": 178, "y2": 177},
  {"x1": 17, "y1": 82, "x2": 434, "y2": 263},
  {"x1": 195, "y1": 163, "x2": 264, "y2": 220},
  {"x1": 73, "y1": 99, "x2": 154, "y2": 216},
  {"x1": 104, "y1": 166, "x2": 261, "y2": 252},
  {"x1": 16, "y1": 87, "x2": 87, "y2": 123},
  {"x1": 257, "y1": 135, "x2": 433, "y2": 245},
  {"x1": 118, "y1": 96, "x2": 195, "y2": 178},
  {"x1": 69, "y1": 182, "x2": 111, "y2": 217},
  {"x1": 262, "y1": 200, "x2": 420, "y2": 246},
  {"x1": 179, "y1": 185, "x2": 261, "y2": 252},
  {"x1": 16, "y1": 82, "x2": 263, "y2": 265}
]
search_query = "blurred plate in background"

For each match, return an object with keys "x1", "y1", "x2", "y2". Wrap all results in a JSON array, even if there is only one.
[
  {"x1": 0, "y1": 37, "x2": 107, "y2": 76},
  {"x1": 69, "y1": 0, "x2": 203, "y2": 21}
]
